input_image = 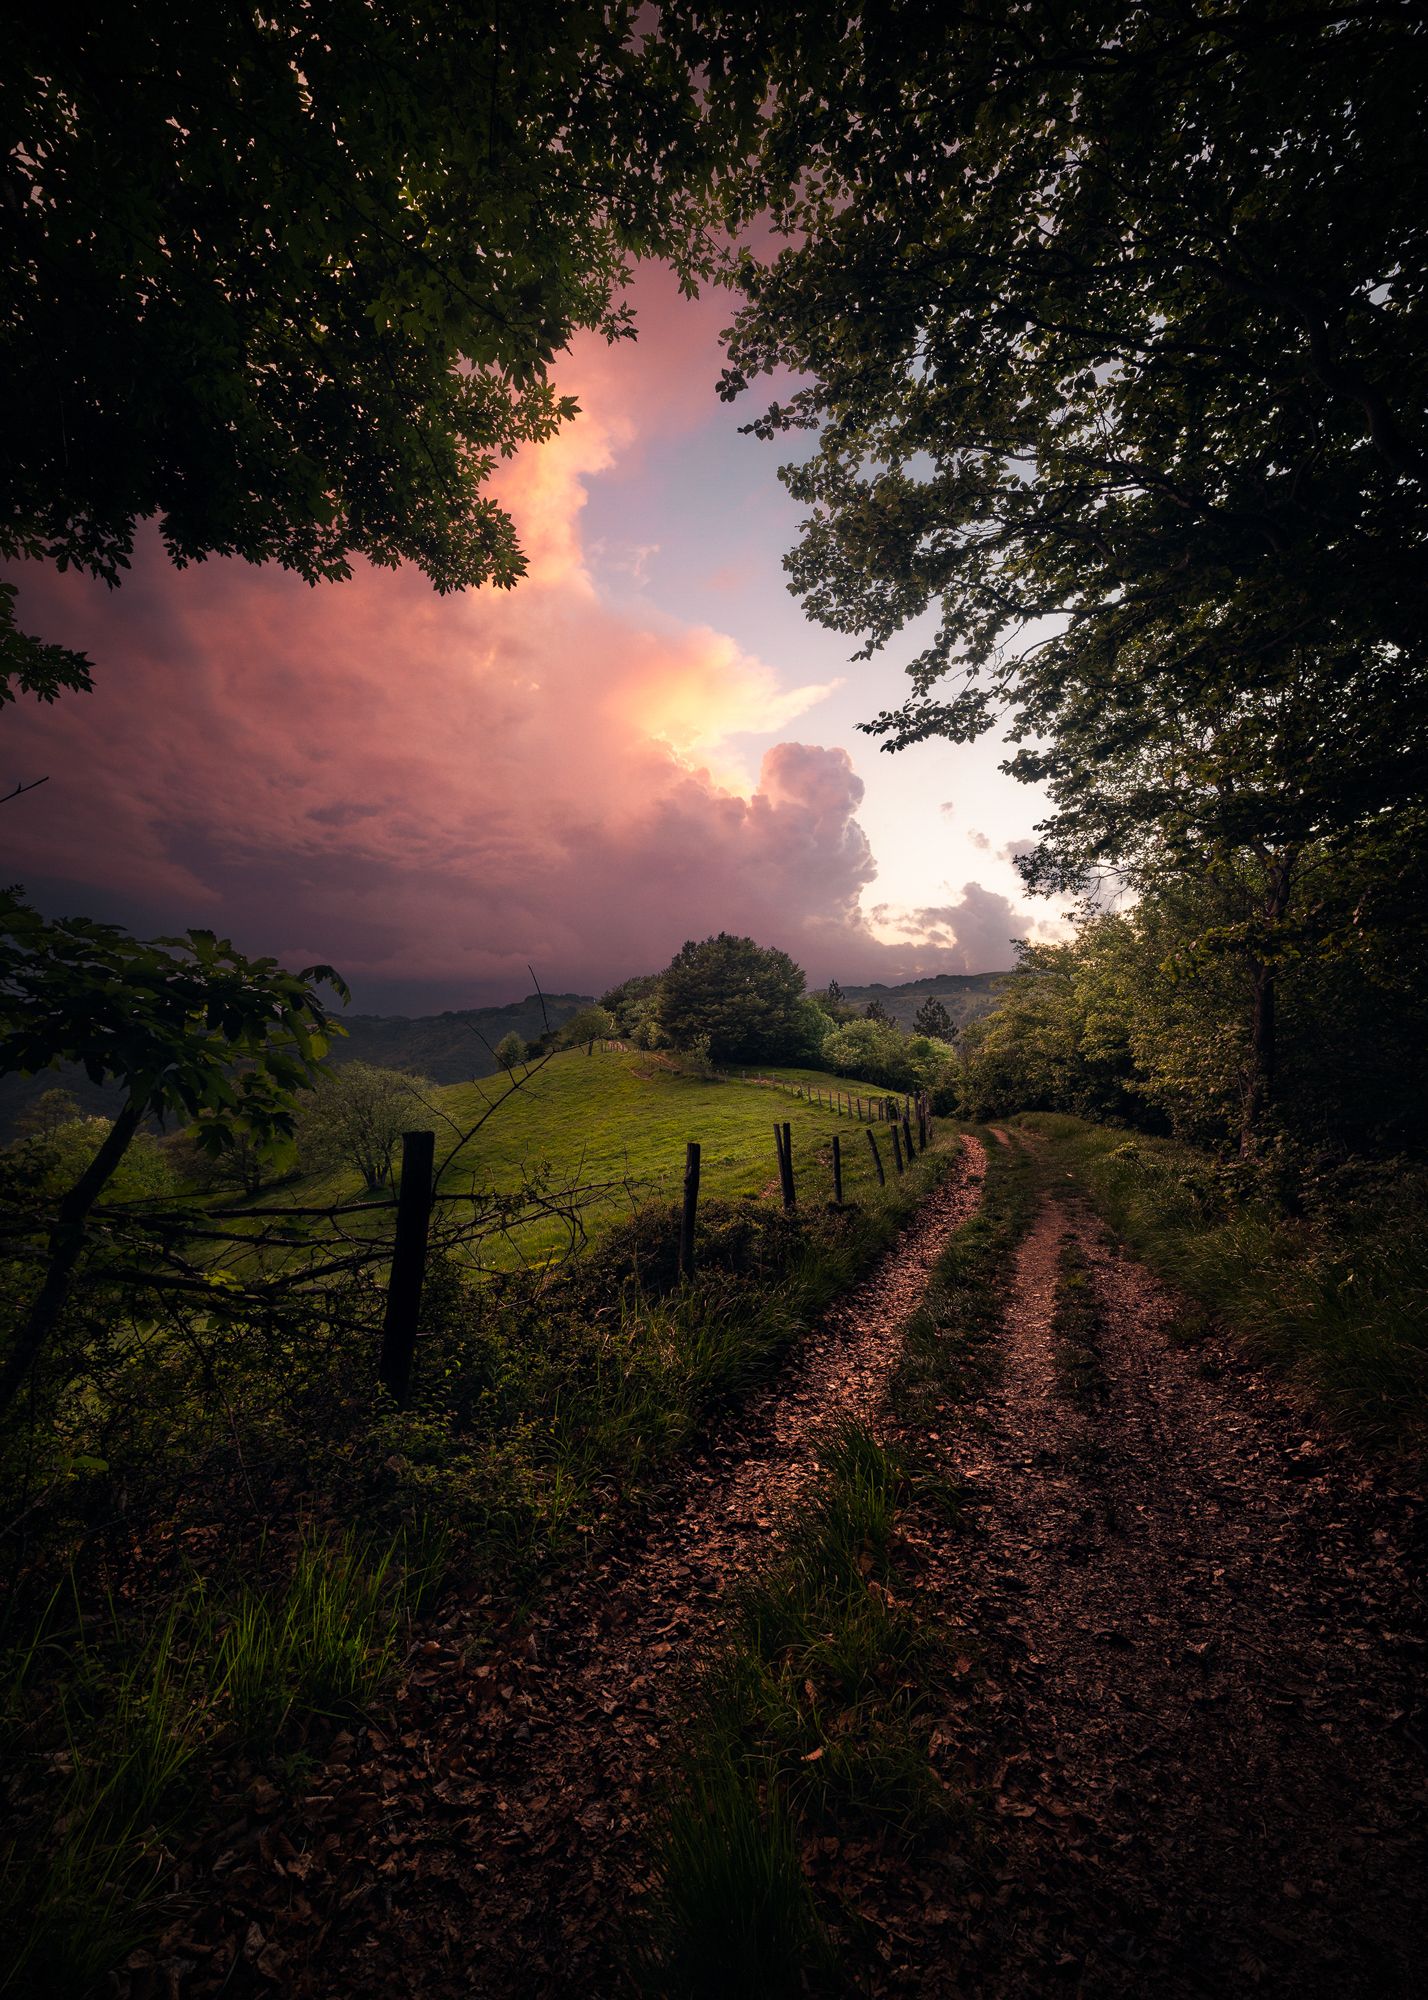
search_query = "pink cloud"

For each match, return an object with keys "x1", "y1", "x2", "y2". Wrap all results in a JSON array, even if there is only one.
[
  {"x1": 2, "y1": 273, "x2": 1016, "y2": 1007},
  {"x1": 865, "y1": 883, "x2": 1030, "y2": 976}
]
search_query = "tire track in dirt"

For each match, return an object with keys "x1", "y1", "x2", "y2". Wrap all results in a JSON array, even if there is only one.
[
  {"x1": 908, "y1": 1148, "x2": 1426, "y2": 1998},
  {"x1": 296, "y1": 1137, "x2": 988, "y2": 1997}
]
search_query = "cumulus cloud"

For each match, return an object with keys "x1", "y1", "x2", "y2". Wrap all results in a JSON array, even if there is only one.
[
  {"x1": 3, "y1": 265, "x2": 1050, "y2": 1007},
  {"x1": 866, "y1": 883, "x2": 1029, "y2": 974},
  {"x1": 0, "y1": 276, "x2": 902, "y2": 1007}
]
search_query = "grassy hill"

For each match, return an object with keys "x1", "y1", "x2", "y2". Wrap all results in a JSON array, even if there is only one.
[
  {"x1": 0, "y1": 973, "x2": 1008, "y2": 1137},
  {"x1": 299, "y1": 1047, "x2": 907, "y2": 1266}
]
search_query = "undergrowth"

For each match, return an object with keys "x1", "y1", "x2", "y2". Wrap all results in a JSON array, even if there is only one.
[
  {"x1": 0, "y1": 1521, "x2": 438, "y2": 1998},
  {"x1": 1017, "y1": 1114, "x2": 1428, "y2": 1455},
  {"x1": 1, "y1": 1140, "x2": 959, "y2": 1995}
]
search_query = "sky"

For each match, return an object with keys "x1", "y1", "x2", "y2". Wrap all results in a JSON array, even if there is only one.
[{"x1": 3, "y1": 269, "x2": 1070, "y2": 1014}]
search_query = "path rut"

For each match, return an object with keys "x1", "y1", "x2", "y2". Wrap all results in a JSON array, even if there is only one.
[{"x1": 879, "y1": 1154, "x2": 1426, "y2": 1997}]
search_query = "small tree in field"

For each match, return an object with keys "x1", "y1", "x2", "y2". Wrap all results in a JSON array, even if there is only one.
[
  {"x1": 559, "y1": 1005, "x2": 616, "y2": 1054},
  {"x1": 13, "y1": 1088, "x2": 83, "y2": 1144},
  {"x1": 864, "y1": 999, "x2": 894, "y2": 1026},
  {"x1": 493, "y1": 1032, "x2": 525, "y2": 1074},
  {"x1": 913, "y1": 996, "x2": 955, "y2": 1042},
  {"x1": 298, "y1": 1062, "x2": 431, "y2": 1192}
]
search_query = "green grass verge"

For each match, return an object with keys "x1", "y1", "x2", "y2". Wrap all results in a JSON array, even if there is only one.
[
  {"x1": 891, "y1": 1131, "x2": 1038, "y2": 1422},
  {"x1": 1, "y1": 1522, "x2": 436, "y2": 1997},
  {"x1": 1015, "y1": 1113, "x2": 1428, "y2": 1456},
  {"x1": 645, "y1": 1424, "x2": 950, "y2": 1997},
  {"x1": 286, "y1": 1050, "x2": 903, "y2": 1268},
  {"x1": 1051, "y1": 1238, "x2": 1107, "y2": 1406}
]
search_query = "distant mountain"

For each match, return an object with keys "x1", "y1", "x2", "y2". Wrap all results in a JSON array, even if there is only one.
[
  {"x1": 0, "y1": 993, "x2": 596, "y2": 1137},
  {"x1": 837, "y1": 970, "x2": 1010, "y2": 1034},
  {"x1": 329, "y1": 993, "x2": 594, "y2": 1083}
]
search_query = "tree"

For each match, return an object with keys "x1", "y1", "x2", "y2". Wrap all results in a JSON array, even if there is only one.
[
  {"x1": 822, "y1": 1017, "x2": 927, "y2": 1098},
  {"x1": 600, "y1": 974, "x2": 662, "y2": 1039},
  {"x1": 719, "y1": 5, "x2": 1425, "y2": 733},
  {"x1": 3, "y1": 2, "x2": 740, "y2": 700},
  {"x1": 558, "y1": 1005, "x2": 616, "y2": 1054},
  {"x1": 864, "y1": 999, "x2": 894, "y2": 1026},
  {"x1": 0, "y1": 891, "x2": 344, "y2": 1415},
  {"x1": 913, "y1": 996, "x2": 954, "y2": 1042},
  {"x1": 790, "y1": 997, "x2": 836, "y2": 1068},
  {"x1": 493, "y1": 1032, "x2": 526, "y2": 1074},
  {"x1": 298, "y1": 1061, "x2": 431, "y2": 1192},
  {"x1": 711, "y1": 4, "x2": 1428, "y2": 1139},
  {"x1": 12, "y1": 1087, "x2": 82, "y2": 1144},
  {"x1": 809, "y1": 979, "x2": 857, "y2": 1025},
  {"x1": 655, "y1": 934, "x2": 806, "y2": 1064}
]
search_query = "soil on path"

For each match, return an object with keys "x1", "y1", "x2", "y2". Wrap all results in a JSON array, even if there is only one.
[
  {"x1": 205, "y1": 1139, "x2": 987, "y2": 1999},
  {"x1": 877, "y1": 1140, "x2": 1426, "y2": 1998},
  {"x1": 154, "y1": 1133, "x2": 1424, "y2": 2000}
]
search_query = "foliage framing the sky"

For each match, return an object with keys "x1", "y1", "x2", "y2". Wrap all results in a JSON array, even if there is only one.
[
  {"x1": 711, "y1": 1, "x2": 1428, "y2": 884},
  {"x1": 1, "y1": 1, "x2": 745, "y2": 701}
]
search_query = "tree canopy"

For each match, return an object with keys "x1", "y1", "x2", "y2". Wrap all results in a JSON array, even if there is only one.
[
  {"x1": 717, "y1": 3, "x2": 1426, "y2": 794},
  {"x1": 656, "y1": 933, "x2": 806, "y2": 1064},
  {"x1": 912, "y1": 996, "x2": 954, "y2": 1042},
  {"x1": 706, "y1": 0, "x2": 1428, "y2": 1141},
  {"x1": 2, "y1": 1, "x2": 744, "y2": 699}
]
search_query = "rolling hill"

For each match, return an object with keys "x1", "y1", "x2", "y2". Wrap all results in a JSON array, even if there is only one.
[
  {"x1": 837, "y1": 970, "x2": 1009, "y2": 1032},
  {"x1": 272, "y1": 1045, "x2": 918, "y2": 1266},
  {"x1": 0, "y1": 972, "x2": 1010, "y2": 1135}
]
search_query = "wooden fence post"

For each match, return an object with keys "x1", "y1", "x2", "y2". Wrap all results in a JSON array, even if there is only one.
[
  {"x1": 904, "y1": 1109, "x2": 916, "y2": 1158},
  {"x1": 379, "y1": 1130, "x2": 436, "y2": 1409},
  {"x1": 866, "y1": 1127, "x2": 886, "y2": 1186},
  {"x1": 780, "y1": 1120, "x2": 795, "y2": 1208},
  {"x1": 680, "y1": 1141, "x2": 701, "y2": 1279},
  {"x1": 890, "y1": 1122, "x2": 904, "y2": 1173},
  {"x1": 917, "y1": 1096, "x2": 928, "y2": 1149},
  {"x1": 832, "y1": 1133, "x2": 843, "y2": 1203}
]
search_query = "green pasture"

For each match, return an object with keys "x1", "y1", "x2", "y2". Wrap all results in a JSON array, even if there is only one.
[
  {"x1": 258, "y1": 1050, "x2": 909, "y2": 1270},
  {"x1": 429, "y1": 1049, "x2": 896, "y2": 1263}
]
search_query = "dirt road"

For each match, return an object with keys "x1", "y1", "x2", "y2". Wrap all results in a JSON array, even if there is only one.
[
  {"x1": 160, "y1": 1132, "x2": 1424, "y2": 1999},
  {"x1": 872, "y1": 1143, "x2": 1426, "y2": 1997}
]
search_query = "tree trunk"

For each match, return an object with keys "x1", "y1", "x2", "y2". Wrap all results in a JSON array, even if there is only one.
[
  {"x1": 1241, "y1": 957, "x2": 1276, "y2": 1155},
  {"x1": 0, "y1": 1095, "x2": 144, "y2": 1419},
  {"x1": 1240, "y1": 853, "x2": 1294, "y2": 1156}
]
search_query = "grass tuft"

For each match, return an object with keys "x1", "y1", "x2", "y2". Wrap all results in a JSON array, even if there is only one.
[{"x1": 0, "y1": 1525, "x2": 425, "y2": 1997}]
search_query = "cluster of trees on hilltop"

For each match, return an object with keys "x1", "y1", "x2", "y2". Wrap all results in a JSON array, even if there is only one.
[{"x1": 601, "y1": 937, "x2": 962, "y2": 1103}]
